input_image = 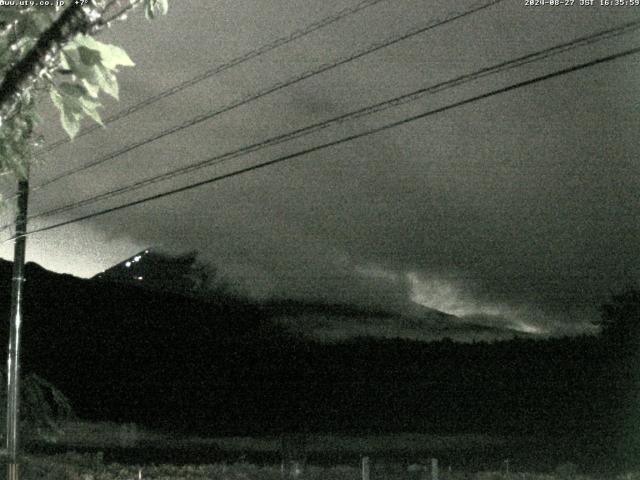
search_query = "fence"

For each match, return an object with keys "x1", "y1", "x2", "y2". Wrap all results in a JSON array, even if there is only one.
[
  {"x1": 280, "y1": 434, "x2": 445, "y2": 480},
  {"x1": 278, "y1": 456, "x2": 528, "y2": 480}
]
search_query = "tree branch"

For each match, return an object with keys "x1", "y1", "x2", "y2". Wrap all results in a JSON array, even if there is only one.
[
  {"x1": 94, "y1": 0, "x2": 144, "y2": 31},
  {"x1": 0, "y1": 3, "x2": 92, "y2": 123}
]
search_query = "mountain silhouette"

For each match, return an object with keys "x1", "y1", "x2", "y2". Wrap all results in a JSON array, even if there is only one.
[{"x1": 0, "y1": 256, "x2": 622, "y2": 469}]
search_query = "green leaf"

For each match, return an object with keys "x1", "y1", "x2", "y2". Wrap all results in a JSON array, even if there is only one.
[
  {"x1": 61, "y1": 47, "x2": 114, "y2": 98},
  {"x1": 157, "y1": 0, "x2": 169, "y2": 15},
  {"x1": 59, "y1": 82, "x2": 103, "y2": 126},
  {"x1": 81, "y1": 79, "x2": 100, "y2": 98},
  {"x1": 144, "y1": 0, "x2": 155, "y2": 19},
  {"x1": 77, "y1": 46, "x2": 102, "y2": 67},
  {"x1": 62, "y1": 49, "x2": 97, "y2": 85},
  {"x1": 61, "y1": 35, "x2": 133, "y2": 103},
  {"x1": 61, "y1": 108, "x2": 81, "y2": 139},
  {"x1": 58, "y1": 52, "x2": 70, "y2": 70},
  {"x1": 50, "y1": 89, "x2": 80, "y2": 138},
  {"x1": 58, "y1": 82, "x2": 86, "y2": 98},
  {"x1": 144, "y1": 0, "x2": 169, "y2": 19},
  {"x1": 50, "y1": 84, "x2": 104, "y2": 139},
  {"x1": 95, "y1": 64, "x2": 119, "y2": 100},
  {"x1": 78, "y1": 96, "x2": 104, "y2": 126},
  {"x1": 49, "y1": 88, "x2": 64, "y2": 111},
  {"x1": 64, "y1": 52, "x2": 119, "y2": 100},
  {"x1": 70, "y1": 34, "x2": 134, "y2": 70},
  {"x1": 100, "y1": 43, "x2": 135, "y2": 71}
]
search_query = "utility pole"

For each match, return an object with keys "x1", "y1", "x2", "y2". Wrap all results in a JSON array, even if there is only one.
[{"x1": 5, "y1": 179, "x2": 29, "y2": 480}]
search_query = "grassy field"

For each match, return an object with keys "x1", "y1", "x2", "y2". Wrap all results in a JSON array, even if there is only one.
[
  {"x1": 0, "y1": 454, "x2": 630, "y2": 480},
  {"x1": 7, "y1": 421, "x2": 624, "y2": 480},
  {"x1": 31, "y1": 421, "x2": 518, "y2": 468}
]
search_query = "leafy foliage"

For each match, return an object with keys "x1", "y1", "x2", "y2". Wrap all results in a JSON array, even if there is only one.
[
  {"x1": 145, "y1": 0, "x2": 170, "y2": 19},
  {"x1": 0, "y1": 1, "x2": 169, "y2": 179},
  {"x1": 51, "y1": 33, "x2": 135, "y2": 137},
  {"x1": 596, "y1": 288, "x2": 640, "y2": 349},
  {"x1": 0, "y1": 92, "x2": 41, "y2": 181},
  {"x1": 0, "y1": 369, "x2": 74, "y2": 442},
  {"x1": 0, "y1": 7, "x2": 54, "y2": 179}
]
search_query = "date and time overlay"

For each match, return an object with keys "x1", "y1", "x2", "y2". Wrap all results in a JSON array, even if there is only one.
[
  {"x1": 525, "y1": 0, "x2": 640, "y2": 6},
  {"x1": 1, "y1": 0, "x2": 639, "y2": 9}
]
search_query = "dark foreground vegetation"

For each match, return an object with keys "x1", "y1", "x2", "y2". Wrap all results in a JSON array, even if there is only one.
[
  {"x1": 0, "y1": 260, "x2": 638, "y2": 472},
  {"x1": 4, "y1": 452, "x2": 638, "y2": 480}
]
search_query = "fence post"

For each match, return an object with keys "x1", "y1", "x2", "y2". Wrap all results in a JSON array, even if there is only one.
[
  {"x1": 362, "y1": 456, "x2": 370, "y2": 480},
  {"x1": 431, "y1": 458, "x2": 438, "y2": 480}
]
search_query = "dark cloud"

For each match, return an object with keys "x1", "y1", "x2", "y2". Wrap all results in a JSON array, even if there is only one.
[{"x1": 2, "y1": 0, "x2": 638, "y2": 340}]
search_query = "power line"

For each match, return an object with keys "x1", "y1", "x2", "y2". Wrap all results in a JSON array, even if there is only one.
[
  {"x1": 39, "y1": 0, "x2": 391, "y2": 154},
  {"x1": 27, "y1": 0, "x2": 505, "y2": 194},
  {"x1": 7, "y1": 19, "x2": 640, "y2": 232},
  {"x1": 9, "y1": 44, "x2": 640, "y2": 241}
]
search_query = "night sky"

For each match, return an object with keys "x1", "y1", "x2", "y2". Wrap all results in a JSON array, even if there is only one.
[{"x1": 0, "y1": 0, "x2": 638, "y2": 339}]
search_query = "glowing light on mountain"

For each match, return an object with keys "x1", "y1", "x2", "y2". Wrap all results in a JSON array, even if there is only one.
[
  {"x1": 406, "y1": 272, "x2": 469, "y2": 316},
  {"x1": 515, "y1": 321, "x2": 542, "y2": 334},
  {"x1": 406, "y1": 271, "x2": 544, "y2": 335}
]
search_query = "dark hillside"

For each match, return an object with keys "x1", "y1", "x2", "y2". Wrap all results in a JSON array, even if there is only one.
[{"x1": 0, "y1": 260, "x2": 633, "y2": 466}]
